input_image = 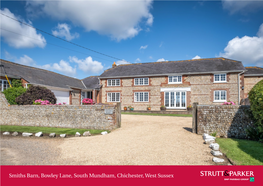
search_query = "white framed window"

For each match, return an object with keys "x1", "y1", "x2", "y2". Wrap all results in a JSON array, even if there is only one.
[
  {"x1": 168, "y1": 76, "x2": 182, "y2": 84},
  {"x1": 214, "y1": 90, "x2": 227, "y2": 102},
  {"x1": 134, "y1": 78, "x2": 149, "y2": 86},
  {"x1": 214, "y1": 74, "x2": 226, "y2": 83},
  {"x1": 0, "y1": 80, "x2": 10, "y2": 91},
  {"x1": 164, "y1": 91, "x2": 186, "y2": 109},
  {"x1": 107, "y1": 92, "x2": 120, "y2": 102},
  {"x1": 134, "y1": 92, "x2": 149, "y2": 102},
  {"x1": 107, "y1": 79, "x2": 120, "y2": 86}
]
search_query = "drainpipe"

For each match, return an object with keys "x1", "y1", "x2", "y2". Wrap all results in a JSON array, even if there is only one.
[{"x1": 238, "y1": 71, "x2": 245, "y2": 105}]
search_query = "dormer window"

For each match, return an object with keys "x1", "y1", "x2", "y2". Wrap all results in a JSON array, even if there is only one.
[
  {"x1": 168, "y1": 76, "x2": 182, "y2": 84},
  {"x1": 214, "y1": 74, "x2": 226, "y2": 83}
]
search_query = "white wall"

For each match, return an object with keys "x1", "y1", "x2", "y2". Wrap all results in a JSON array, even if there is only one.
[{"x1": 50, "y1": 89, "x2": 70, "y2": 105}]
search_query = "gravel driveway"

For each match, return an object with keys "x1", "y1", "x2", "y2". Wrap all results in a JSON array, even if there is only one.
[
  {"x1": 1, "y1": 115, "x2": 222, "y2": 165},
  {"x1": 58, "y1": 115, "x2": 214, "y2": 165}
]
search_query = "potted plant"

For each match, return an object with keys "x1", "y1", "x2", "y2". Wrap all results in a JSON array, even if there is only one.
[
  {"x1": 160, "y1": 105, "x2": 166, "y2": 111},
  {"x1": 128, "y1": 106, "x2": 132, "y2": 110},
  {"x1": 187, "y1": 105, "x2": 192, "y2": 111},
  {"x1": 124, "y1": 106, "x2": 127, "y2": 111},
  {"x1": 147, "y1": 105, "x2": 151, "y2": 110},
  {"x1": 130, "y1": 106, "x2": 134, "y2": 111}
]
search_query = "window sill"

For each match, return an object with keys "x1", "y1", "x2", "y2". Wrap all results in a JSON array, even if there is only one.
[
  {"x1": 166, "y1": 107, "x2": 186, "y2": 109},
  {"x1": 213, "y1": 101, "x2": 226, "y2": 103},
  {"x1": 213, "y1": 81, "x2": 227, "y2": 83},
  {"x1": 168, "y1": 82, "x2": 182, "y2": 84}
]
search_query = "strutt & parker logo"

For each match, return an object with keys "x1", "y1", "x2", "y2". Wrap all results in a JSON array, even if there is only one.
[{"x1": 200, "y1": 170, "x2": 255, "y2": 181}]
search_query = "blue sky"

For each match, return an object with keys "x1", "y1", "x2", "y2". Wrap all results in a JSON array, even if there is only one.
[{"x1": 1, "y1": 0, "x2": 263, "y2": 79}]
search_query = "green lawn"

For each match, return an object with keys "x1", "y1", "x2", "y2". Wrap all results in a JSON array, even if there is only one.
[
  {"x1": 216, "y1": 138, "x2": 263, "y2": 165},
  {"x1": 121, "y1": 112, "x2": 192, "y2": 117},
  {"x1": 0, "y1": 125, "x2": 108, "y2": 136}
]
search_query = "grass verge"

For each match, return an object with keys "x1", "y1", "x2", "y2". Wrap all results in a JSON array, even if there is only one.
[
  {"x1": 121, "y1": 112, "x2": 192, "y2": 117},
  {"x1": 0, "y1": 125, "x2": 108, "y2": 136},
  {"x1": 216, "y1": 138, "x2": 263, "y2": 165}
]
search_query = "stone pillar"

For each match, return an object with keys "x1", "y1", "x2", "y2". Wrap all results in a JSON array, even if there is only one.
[
  {"x1": 116, "y1": 102, "x2": 121, "y2": 128},
  {"x1": 192, "y1": 102, "x2": 198, "y2": 134}
]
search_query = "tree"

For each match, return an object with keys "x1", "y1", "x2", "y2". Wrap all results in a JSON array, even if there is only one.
[
  {"x1": 248, "y1": 80, "x2": 263, "y2": 141},
  {"x1": 16, "y1": 85, "x2": 57, "y2": 105},
  {"x1": 2, "y1": 87, "x2": 27, "y2": 105}
]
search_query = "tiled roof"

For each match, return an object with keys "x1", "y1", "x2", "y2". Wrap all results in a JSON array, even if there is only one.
[
  {"x1": 0, "y1": 59, "x2": 86, "y2": 90},
  {"x1": 82, "y1": 76, "x2": 101, "y2": 89},
  {"x1": 244, "y1": 67, "x2": 263, "y2": 76},
  {"x1": 100, "y1": 57, "x2": 246, "y2": 78}
]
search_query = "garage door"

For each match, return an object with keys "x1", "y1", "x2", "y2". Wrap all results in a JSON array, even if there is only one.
[{"x1": 50, "y1": 89, "x2": 70, "y2": 105}]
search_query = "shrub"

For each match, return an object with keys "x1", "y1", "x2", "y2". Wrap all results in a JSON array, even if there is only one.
[
  {"x1": 82, "y1": 98, "x2": 95, "y2": 105},
  {"x1": 248, "y1": 79, "x2": 263, "y2": 141},
  {"x1": 16, "y1": 86, "x2": 57, "y2": 105},
  {"x1": 2, "y1": 87, "x2": 27, "y2": 105},
  {"x1": 211, "y1": 132, "x2": 217, "y2": 137},
  {"x1": 221, "y1": 101, "x2": 235, "y2": 105},
  {"x1": 11, "y1": 79, "x2": 23, "y2": 88},
  {"x1": 33, "y1": 99, "x2": 66, "y2": 105}
]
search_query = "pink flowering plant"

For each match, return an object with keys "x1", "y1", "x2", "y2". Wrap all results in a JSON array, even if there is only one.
[
  {"x1": 82, "y1": 98, "x2": 95, "y2": 105},
  {"x1": 221, "y1": 101, "x2": 235, "y2": 105},
  {"x1": 33, "y1": 99, "x2": 66, "y2": 105}
]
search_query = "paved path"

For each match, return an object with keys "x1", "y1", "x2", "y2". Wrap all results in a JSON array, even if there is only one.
[{"x1": 1, "y1": 115, "x2": 220, "y2": 165}]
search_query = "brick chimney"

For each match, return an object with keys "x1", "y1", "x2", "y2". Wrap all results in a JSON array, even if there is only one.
[{"x1": 112, "y1": 61, "x2": 117, "y2": 68}]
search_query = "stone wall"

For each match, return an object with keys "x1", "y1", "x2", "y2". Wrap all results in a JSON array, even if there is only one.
[
  {"x1": 100, "y1": 72, "x2": 241, "y2": 111},
  {"x1": 196, "y1": 105, "x2": 254, "y2": 138},
  {"x1": 0, "y1": 93, "x2": 121, "y2": 130},
  {"x1": 244, "y1": 76, "x2": 263, "y2": 98}
]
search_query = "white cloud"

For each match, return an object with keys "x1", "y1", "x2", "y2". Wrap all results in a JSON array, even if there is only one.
[
  {"x1": 116, "y1": 60, "x2": 131, "y2": 65},
  {"x1": 222, "y1": 0, "x2": 263, "y2": 14},
  {"x1": 159, "y1": 42, "x2": 163, "y2": 48},
  {"x1": 149, "y1": 56, "x2": 153, "y2": 59},
  {"x1": 69, "y1": 56, "x2": 103, "y2": 74},
  {"x1": 135, "y1": 58, "x2": 141, "y2": 63},
  {"x1": 219, "y1": 23, "x2": 263, "y2": 66},
  {"x1": 52, "y1": 23, "x2": 79, "y2": 41},
  {"x1": 0, "y1": 8, "x2": 46, "y2": 48},
  {"x1": 26, "y1": 0, "x2": 154, "y2": 41},
  {"x1": 51, "y1": 60, "x2": 77, "y2": 76},
  {"x1": 257, "y1": 23, "x2": 263, "y2": 37},
  {"x1": 4, "y1": 51, "x2": 76, "y2": 76},
  {"x1": 140, "y1": 45, "x2": 148, "y2": 50},
  {"x1": 5, "y1": 51, "x2": 36, "y2": 66},
  {"x1": 146, "y1": 14, "x2": 153, "y2": 26},
  {"x1": 16, "y1": 55, "x2": 35, "y2": 66},
  {"x1": 192, "y1": 55, "x2": 201, "y2": 59},
  {"x1": 157, "y1": 58, "x2": 168, "y2": 62},
  {"x1": 41, "y1": 60, "x2": 76, "y2": 76}
]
